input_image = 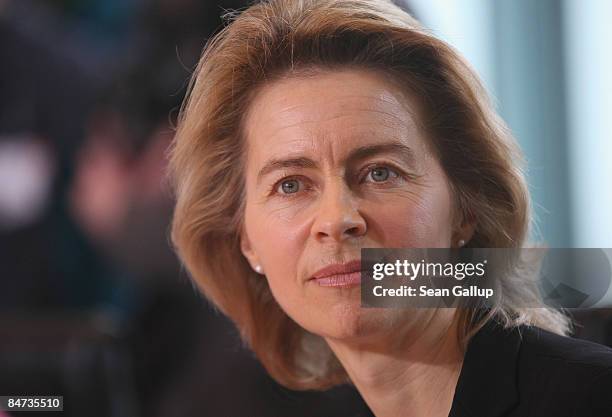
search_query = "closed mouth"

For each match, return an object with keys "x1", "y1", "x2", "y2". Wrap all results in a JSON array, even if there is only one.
[{"x1": 310, "y1": 259, "x2": 367, "y2": 287}]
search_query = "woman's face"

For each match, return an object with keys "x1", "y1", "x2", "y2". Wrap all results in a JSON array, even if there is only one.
[{"x1": 240, "y1": 68, "x2": 458, "y2": 342}]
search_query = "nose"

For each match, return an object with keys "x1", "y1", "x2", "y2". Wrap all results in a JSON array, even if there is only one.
[{"x1": 311, "y1": 180, "x2": 367, "y2": 243}]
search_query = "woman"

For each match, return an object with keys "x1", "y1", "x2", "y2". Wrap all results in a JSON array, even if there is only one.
[{"x1": 167, "y1": 0, "x2": 612, "y2": 416}]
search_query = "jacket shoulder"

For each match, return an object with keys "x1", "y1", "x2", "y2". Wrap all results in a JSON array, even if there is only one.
[
  {"x1": 519, "y1": 324, "x2": 612, "y2": 369},
  {"x1": 514, "y1": 324, "x2": 612, "y2": 416}
]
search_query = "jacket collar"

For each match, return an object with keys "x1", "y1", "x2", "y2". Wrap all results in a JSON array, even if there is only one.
[{"x1": 448, "y1": 318, "x2": 522, "y2": 417}]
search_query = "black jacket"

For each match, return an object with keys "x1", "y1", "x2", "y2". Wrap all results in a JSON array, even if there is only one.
[{"x1": 446, "y1": 318, "x2": 612, "y2": 417}]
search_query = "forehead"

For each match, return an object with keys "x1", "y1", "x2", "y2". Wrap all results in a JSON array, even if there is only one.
[{"x1": 242, "y1": 69, "x2": 425, "y2": 156}]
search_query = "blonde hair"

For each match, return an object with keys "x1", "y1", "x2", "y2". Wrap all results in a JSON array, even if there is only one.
[{"x1": 167, "y1": 0, "x2": 572, "y2": 390}]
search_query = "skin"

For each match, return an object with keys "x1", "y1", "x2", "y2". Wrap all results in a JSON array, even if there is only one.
[{"x1": 240, "y1": 68, "x2": 474, "y2": 417}]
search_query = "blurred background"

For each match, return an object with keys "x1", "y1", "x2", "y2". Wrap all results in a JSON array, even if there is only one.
[{"x1": 0, "y1": 0, "x2": 610, "y2": 416}]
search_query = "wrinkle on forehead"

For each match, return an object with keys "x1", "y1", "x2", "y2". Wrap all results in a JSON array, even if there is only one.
[
  {"x1": 243, "y1": 69, "x2": 425, "y2": 155},
  {"x1": 244, "y1": 69, "x2": 430, "y2": 179},
  {"x1": 272, "y1": 92, "x2": 412, "y2": 126},
  {"x1": 247, "y1": 77, "x2": 418, "y2": 134}
]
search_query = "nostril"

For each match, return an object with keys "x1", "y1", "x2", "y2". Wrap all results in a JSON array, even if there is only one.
[{"x1": 345, "y1": 226, "x2": 360, "y2": 236}]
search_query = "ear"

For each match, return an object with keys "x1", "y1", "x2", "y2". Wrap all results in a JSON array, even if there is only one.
[
  {"x1": 240, "y1": 225, "x2": 260, "y2": 270},
  {"x1": 453, "y1": 211, "x2": 477, "y2": 246}
]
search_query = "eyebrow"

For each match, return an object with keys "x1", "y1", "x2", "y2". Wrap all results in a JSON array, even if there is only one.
[{"x1": 256, "y1": 142, "x2": 417, "y2": 185}]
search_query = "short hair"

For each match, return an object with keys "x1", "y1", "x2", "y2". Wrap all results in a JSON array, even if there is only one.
[{"x1": 167, "y1": 0, "x2": 571, "y2": 390}]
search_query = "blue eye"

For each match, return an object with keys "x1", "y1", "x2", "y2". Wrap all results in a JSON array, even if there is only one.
[
  {"x1": 277, "y1": 178, "x2": 301, "y2": 195},
  {"x1": 366, "y1": 166, "x2": 398, "y2": 182}
]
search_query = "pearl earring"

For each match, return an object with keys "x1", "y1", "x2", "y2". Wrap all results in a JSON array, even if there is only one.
[
  {"x1": 254, "y1": 265, "x2": 263, "y2": 274},
  {"x1": 458, "y1": 239, "x2": 466, "y2": 247}
]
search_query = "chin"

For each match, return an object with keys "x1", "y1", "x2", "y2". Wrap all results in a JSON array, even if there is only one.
[{"x1": 311, "y1": 302, "x2": 404, "y2": 342}]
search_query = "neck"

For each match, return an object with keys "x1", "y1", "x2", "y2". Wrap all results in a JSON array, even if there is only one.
[{"x1": 325, "y1": 311, "x2": 465, "y2": 417}]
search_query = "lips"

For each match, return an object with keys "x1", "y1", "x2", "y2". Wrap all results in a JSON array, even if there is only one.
[{"x1": 310, "y1": 259, "x2": 364, "y2": 287}]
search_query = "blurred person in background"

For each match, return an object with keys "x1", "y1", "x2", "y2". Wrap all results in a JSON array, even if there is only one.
[{"x1": 0, "y1": 0, "x2": 101, "y2": 310}]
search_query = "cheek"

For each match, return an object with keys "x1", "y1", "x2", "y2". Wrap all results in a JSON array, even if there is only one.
[
  {"x1": 373, "y1": 182, "x2": 454, "y2": 247},
  {"x1": 250, "y1": 219, "x2": 317, "y2": 333},
  {"x1": 246, "y1": 202, "x2": 307, "y2": 262},
  {"x1": 244, "y1": 201, "x2": 306, "y2": 291}
]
